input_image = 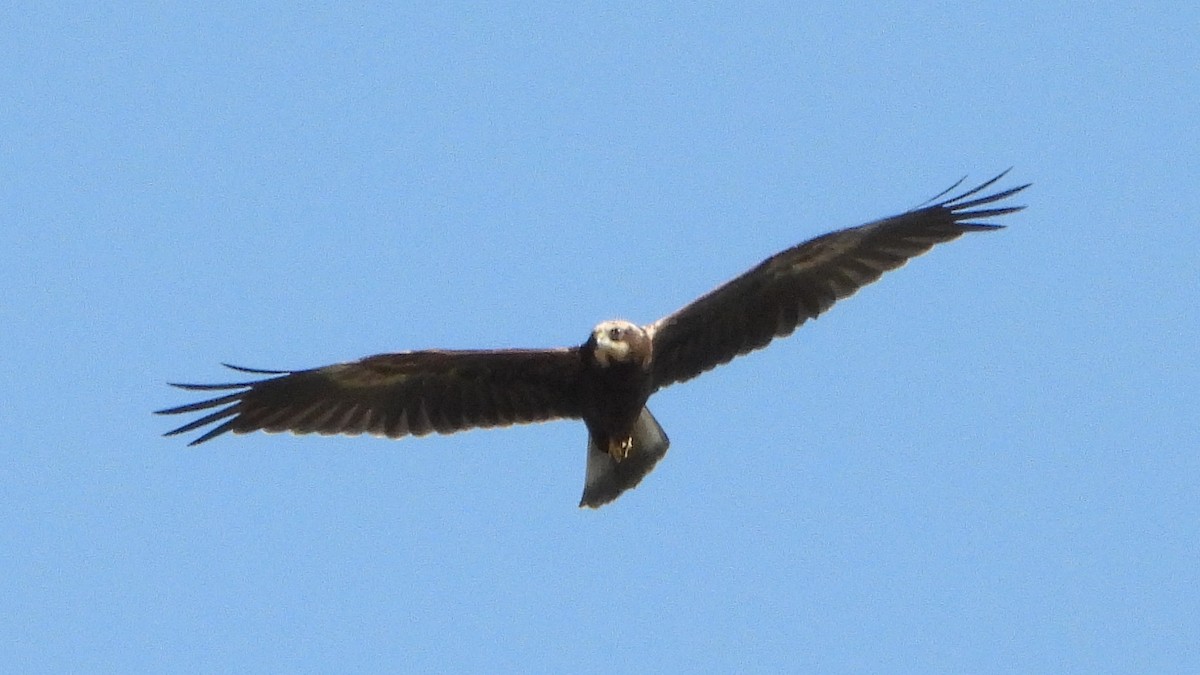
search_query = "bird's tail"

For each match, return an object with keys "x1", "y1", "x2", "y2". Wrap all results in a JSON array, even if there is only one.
[{"x1": 579, "y1": 408, "x2": 670, "y2": 508}]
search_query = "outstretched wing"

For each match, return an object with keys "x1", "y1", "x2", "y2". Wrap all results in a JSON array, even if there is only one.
[
  {"x1": 646, "y1": 171, "x2": 1029, "y2": 390},
  {"x1": 157, "y1": 349, "x2": 586, "y2": 445}
]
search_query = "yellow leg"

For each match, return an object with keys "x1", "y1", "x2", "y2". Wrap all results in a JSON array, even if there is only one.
[{"x1": 609, "y1": 436, "x2": 633, "y2": 462}]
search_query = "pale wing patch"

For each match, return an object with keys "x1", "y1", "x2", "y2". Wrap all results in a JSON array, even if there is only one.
[
  {"x1": 774, "y1": 226, "x2": 871, "y2": 276},
  {"x1": 324, "y1": 360, "x2": 410, "y2": 387}
]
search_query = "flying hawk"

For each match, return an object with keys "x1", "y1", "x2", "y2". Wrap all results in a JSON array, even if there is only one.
[{"x1": 158, "y1": 172, "x2": 1028, "y2": 508}]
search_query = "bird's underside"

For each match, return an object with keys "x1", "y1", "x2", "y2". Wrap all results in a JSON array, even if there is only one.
[{"x1": 158, "y1": 171, "x2": 1029, "y2": 508}]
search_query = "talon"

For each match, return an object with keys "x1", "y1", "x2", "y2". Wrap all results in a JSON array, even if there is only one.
[{"x1": 610, "y1": 436, "x2": 633, "y2": 462}]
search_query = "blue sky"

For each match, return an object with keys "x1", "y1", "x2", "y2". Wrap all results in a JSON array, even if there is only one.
[{"x1": 4, "y1": 3, "x2": 1197, "y2": 672}]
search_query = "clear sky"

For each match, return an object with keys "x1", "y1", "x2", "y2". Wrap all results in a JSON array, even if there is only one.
[{"x1": 4, "y1": 3, "x2": 1197, "y2": 673}]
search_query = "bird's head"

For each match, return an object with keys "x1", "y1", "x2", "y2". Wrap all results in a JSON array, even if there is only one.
[{"x1": 589, "y1": 319, "x2": 652, "y2": 368}]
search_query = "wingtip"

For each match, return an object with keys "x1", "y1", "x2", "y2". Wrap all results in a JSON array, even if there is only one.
[
  {"x1": 918, "y1": 169, "x2": 1026, "y2": 210},
  {"x1": 158, "y1": 428, "x2": 207, "y2": 446},
  {"x1": 919, "y1": 175, "x2": 968, "y2": 207},
  {"x1": 221, "y1": 363, "x2": 291, "y2": 375}
]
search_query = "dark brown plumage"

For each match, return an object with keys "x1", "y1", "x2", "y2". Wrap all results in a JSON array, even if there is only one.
[{"x1": 158, "y1": 172, "x2": 1028, "y2": 507}]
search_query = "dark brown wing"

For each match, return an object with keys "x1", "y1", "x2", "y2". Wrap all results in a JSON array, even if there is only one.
[
  {"x1": 157, "y1": 348, "x2": 586, "y2": 445},
  {"x1": 646, "y1": 172, "x2": 1029, "y2": 390}
]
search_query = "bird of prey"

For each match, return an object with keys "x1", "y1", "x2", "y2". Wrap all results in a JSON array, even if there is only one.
[{"x1": 158, "y1": 172, "x2": 1028, "y2": 508}]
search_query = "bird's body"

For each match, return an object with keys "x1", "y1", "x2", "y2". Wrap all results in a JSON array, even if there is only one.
[
  {"x1": 159, "y1": 172, "x2": 1029, "y2": 507},
  {"x1": 580, "y1": 320, "x2": 656, "y2": 457}
]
